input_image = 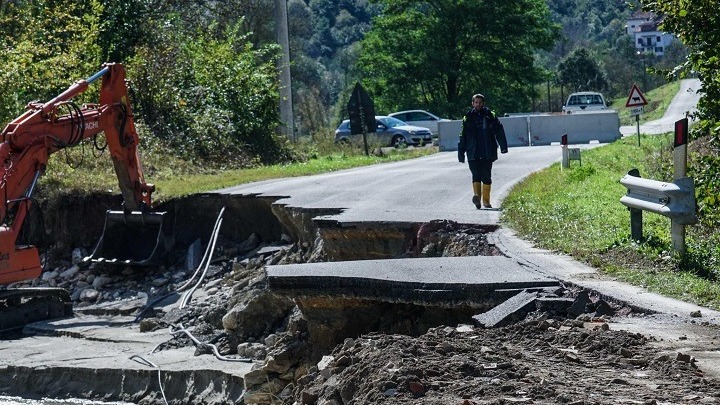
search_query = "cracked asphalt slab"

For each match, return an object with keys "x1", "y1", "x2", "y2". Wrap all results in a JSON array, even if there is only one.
[{"x1": 0, "y1": 314, "x2": 255, "y2": 403}]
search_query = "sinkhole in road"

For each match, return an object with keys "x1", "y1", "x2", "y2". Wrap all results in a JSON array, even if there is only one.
[
  {"x1": 13, "y1": 192, "x2": 542, "y2": 403},
  {"x1": 151, "y1": 194, "x2": 515, "y2": 359},
  {"x1": 41, "y1": 192, "x2": 513, "y2": 349}
]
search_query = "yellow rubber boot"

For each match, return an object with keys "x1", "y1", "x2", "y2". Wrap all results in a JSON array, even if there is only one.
[
  {"x1": 472, "y1": 182, "x2": 482, "y2": 209},
  {"x1": 481, "y1": 183, "x2": 492, "y2": 208}
]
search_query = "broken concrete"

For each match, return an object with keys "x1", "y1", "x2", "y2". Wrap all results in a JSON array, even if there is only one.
[
  {"x1": 3, "y1": 149, "x2": 720, "y2": 404},
  {"x1": 472, "y1": 290, "x2": 539, "y2": 328},
  {"x1": 0, "y1": 315, "x2": 256, "y2": 404}
]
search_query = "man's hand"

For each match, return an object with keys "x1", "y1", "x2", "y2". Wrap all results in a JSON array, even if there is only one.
[{"x1": 458, "y1": 150, "x2": 465, "y2": 163}]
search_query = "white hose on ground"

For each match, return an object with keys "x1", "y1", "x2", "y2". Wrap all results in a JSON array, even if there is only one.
[
  {"x1": 129, "y1": 354, "x2": 169, "y2": 405},
  {"x1": 176, "y1": 206, "x2": 226, "y2": 292},
  {"x1": 179, "y1": 215, "x2": 223, "y2": 309},
  {"x1": 169, "y1": 323, "x2": 254, "y2": 363},
  {"x1": 134, "y1": 206, "x2": 226, "y2": 321}
]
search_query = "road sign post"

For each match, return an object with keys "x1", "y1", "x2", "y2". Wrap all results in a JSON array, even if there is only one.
[
  {"x1": 625, "y1": 83, "x2": 648, "y2": 146},
  {"x1": 347, "y1": 82, "x2": 376, "y2": 156}
]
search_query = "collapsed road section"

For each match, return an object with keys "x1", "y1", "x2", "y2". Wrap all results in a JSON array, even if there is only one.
[
  {"x1": 265, "y1": 256, "x2": 560, "y2": 361},
  {"x1": 2, "y1": 192, "x2": 720, "y2": 404},
  {"x1": 0, "y1": 192, "x2": 561, "y2": 403}
]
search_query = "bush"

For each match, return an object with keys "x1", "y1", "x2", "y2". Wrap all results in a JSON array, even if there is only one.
[{"x1": 127, "y1": 20, "x2": 292, "y2": 167}]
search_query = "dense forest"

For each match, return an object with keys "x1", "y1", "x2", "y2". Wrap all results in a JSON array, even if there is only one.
[{"x1": 0, "y1": 0, "x2": 707, "y2": 162}]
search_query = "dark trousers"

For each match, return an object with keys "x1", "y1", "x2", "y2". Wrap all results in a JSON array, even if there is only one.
[{"x1": 468, "y1": 159, "x2": 493, "y2": 184}]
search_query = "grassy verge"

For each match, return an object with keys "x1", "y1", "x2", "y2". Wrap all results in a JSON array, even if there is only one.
[
  {"x1": 40, "y1": 143, "x2": 437, "y2": 202},
  {"x1": 501, "y1": 134, "x2": 720, "y2": 310},
  {"x1": 153, "y1": 147, "x2": 436, "y2": 198}
]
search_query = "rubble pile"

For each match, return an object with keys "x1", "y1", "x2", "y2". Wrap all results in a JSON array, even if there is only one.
[{"x1": 283, "y1": 319, "x2": 720, "y2": 404}]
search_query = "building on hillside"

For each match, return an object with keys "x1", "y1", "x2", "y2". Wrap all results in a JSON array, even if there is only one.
[{"x1": 625, "y1": 11, "x2": 676, "y2": 56}]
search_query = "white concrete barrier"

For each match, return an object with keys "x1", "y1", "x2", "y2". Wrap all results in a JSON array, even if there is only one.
[
  {"x1": 437, "y1": 120, "x2": 462, "y2": 151},
  {"x1": 438, "y1": 111, "x2": 620, "y2": 151},
  {"x1": 529, "y1": 111, "x2": 621, "y2": 146},
  {"x1": 502, "y1": 116, "x2": 531, "y2": 147},
  {"x1": 438, "y1": 117, "x2": 529, "y2": 151}
]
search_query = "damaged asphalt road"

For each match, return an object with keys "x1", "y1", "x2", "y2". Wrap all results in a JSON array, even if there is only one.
[{"x1": 2, "y1": 146, "x2": 720, "y2": 404}]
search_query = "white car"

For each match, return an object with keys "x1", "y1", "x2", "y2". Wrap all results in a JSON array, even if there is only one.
[
  {"x1": 562, "y1": 92, "x2": 608, "y2": 114},
  {"x1": 388, "y1": 110, "x2": 450, "y2": 135}
]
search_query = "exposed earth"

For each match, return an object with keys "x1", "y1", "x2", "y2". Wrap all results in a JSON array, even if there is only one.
[
  {"x1": 285, "y1": 319, "x2": 720, "y2": 405},
  {"x1": 3, "y1": 220, "x2": 720, "y2": 404}
]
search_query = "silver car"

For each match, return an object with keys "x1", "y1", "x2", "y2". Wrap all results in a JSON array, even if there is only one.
[
  {"x1": 334, "y1": 116, "x2": 433, "y2": 148},
  {"x1": 388, "y1": 110, "x2": 450, "y2": 135}
]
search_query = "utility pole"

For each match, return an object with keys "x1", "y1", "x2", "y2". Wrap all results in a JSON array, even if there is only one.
[
  {"x1": 275, "y1": 0, "x2": 295, "y2": 141},
  {"x1": 546, "y1": 79, "x2": 551, "y2": 112}
]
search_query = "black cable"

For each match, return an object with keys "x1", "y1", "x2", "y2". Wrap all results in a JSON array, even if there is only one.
[
  {"x1": 2, "y1": 175, "x2": 9, "y2": 226},
  {"x1": 15, "y1": 198, "x2": 48, "y2": 271},
  {"x1": 58, "y1": 101, "x2": 85, "y2": 169},
  {"x1": 92, "y1": 133, "x2": 108, "y2": 157},
  {"x1": 70, "y1": 101, "x2": 84, "y2": 146},
  {"x1": 57, "y1": 101, "x2": 84, "y2": 146}
]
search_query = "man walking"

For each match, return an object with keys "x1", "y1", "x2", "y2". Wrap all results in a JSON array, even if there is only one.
[{"x1": 458, "y1": 94, "x2": 508, "y2": 209}]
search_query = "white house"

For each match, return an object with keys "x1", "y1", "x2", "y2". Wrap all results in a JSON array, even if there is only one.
[{"x1": 626, "y1": 11, "x2": 676, "y2": 56}]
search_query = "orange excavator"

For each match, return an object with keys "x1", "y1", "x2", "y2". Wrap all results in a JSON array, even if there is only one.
[{"x1": 0, "y1": 63, "x2": 171, "y2": 332}]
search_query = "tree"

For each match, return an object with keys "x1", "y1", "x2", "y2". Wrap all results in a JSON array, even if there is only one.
[
  {"x1": 641, "y1": 0, "x2": 720, "y2": 257},
  {"x1": 602, "y1": 36, "x2": 641, "y2": 98},
  {"x1": 355, "y1": 0, "x2": 558, "y2": 117},
  {"x1": 0, "y1": 0, "x2": 102, "y2": 123},
  {"x1": 642, "y1": 0, "x2": 719, "y2": 124},
  {"x1": 97, "y1": 0, "x2": 151, "y2": 63},
  {"x1": 557, "y1": 48, "x2": 608, "y2": 92},
  {"x1": 128, "y1": 21, "x2": 288, "y2": 165}
]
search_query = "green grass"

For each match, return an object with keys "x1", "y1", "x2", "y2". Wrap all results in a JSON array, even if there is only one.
[
  {"x1": 610, "y1": 80, "x2": 681, "y2": 126},
  {"x1": 39, "y1": 144, "x2": 437, "y2": 202},
  {"x1": 502, "y1": 134, "x2": 720, "y2": 310},
  {"x1": 153, "y1": 149, "x2": 436, "y2": 198}
]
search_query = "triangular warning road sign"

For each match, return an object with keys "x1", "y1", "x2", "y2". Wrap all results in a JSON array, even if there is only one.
[{"x1": 625, "y1": 84, "x2": 648, "y2": 107}]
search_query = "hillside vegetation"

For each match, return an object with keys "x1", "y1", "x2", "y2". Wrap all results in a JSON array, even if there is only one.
[{"x1": 0, "y1": 0, "x2": 684, "y2": 163}]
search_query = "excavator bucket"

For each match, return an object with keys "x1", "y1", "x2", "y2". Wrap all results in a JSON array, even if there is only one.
[{"x1": 87, "y1": 210, "x2": 173, "y2": 265}]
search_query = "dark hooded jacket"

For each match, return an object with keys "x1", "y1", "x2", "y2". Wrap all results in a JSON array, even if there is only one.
[{"x1": 458, "y1": 107, "x2": 508, "y2": 161}]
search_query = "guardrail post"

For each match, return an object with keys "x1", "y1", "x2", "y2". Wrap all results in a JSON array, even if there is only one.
[
  {"x1": 627, "y1": 168, "x2": 643, "y2": 241},
  {"x1": 672, "y1": 118, "x2": 689, "y2": 254}
]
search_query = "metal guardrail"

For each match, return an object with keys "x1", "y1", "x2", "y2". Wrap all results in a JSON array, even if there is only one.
[{"x1": 619, "y1": 172, "x2": 697, "y2": 226}]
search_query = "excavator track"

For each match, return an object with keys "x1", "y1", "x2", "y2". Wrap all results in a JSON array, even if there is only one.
[{"x1": 0, "y1": 288, "x2": 73, "y2": 334}]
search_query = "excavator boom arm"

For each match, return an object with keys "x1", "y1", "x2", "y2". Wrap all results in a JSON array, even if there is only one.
[{"x1": 0, "y1": 63, "x2": 155, "y2": 284}]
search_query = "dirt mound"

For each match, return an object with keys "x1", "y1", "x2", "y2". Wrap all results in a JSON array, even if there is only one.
[{"x1": 286, "y1": 318, "x2": 720, "y2": 404}]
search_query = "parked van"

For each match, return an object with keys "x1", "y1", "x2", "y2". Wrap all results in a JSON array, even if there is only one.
[{"x1": 562, "y1": 92, "x2": 608, "y2": 114}]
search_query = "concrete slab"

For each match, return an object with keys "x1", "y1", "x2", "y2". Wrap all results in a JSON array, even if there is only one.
[
  {"x1": 0, "y1": 315, "x2": 257, "y2": 403},
  {"x1": 267, "y1": 256, "x2": 559, "y2": 303},
  {"x1": 472, "y1": 290, "x2": 539, "y2": 328}
]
